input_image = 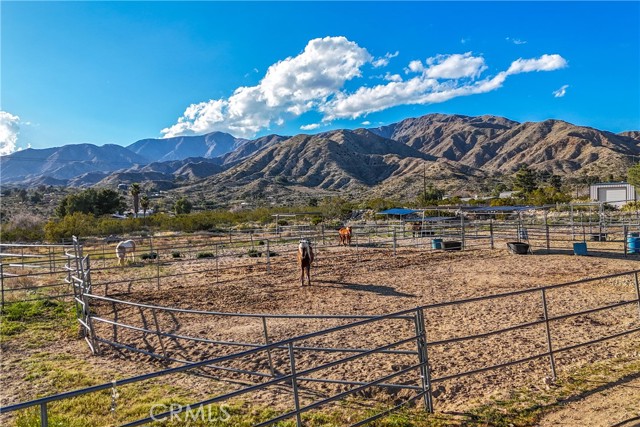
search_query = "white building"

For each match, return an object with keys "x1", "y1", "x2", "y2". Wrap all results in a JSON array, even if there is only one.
[{"x1": 590, "y1": 182, "x2": 637, "y2": 208}]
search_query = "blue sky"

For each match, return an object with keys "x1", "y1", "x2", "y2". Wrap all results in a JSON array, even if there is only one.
[{"x1": 1, "y1": 1, "x2": 639, "y2": 154}]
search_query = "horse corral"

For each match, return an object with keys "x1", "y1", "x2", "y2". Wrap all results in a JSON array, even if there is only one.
[{"x1": 2, "y1": 215, "x2": 640, "y2": 425}]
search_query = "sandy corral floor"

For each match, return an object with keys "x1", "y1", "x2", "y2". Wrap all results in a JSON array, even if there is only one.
[{"x1": 2, "y1": 244, "x2": 640, "y2": 425}]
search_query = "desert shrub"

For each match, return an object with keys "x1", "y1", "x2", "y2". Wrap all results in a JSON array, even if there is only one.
[
  {"x1": 140, "y1": 252, "x2": 157, "y2": 260},
  {"x1": 171, "y1": 251, "x2": 182, "y2": 258},
  {"x1": 622, "y1": 201, "x2": 640, "y2": 212},
  {"x1": 311, "y1": 216, "x2": 323, "y2": 225},
  {"x1": 196, "y1": 252, "x2": 214, "y2": 259},
  {"x1": 0, "y1": 213, "x2": 46, "y2": 242},
  {"x1": 247, "y1": 249, "x2": 261, "y2": 257}
]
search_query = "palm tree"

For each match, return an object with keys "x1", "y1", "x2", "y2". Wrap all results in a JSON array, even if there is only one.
[
  {"x1": 140, "y1": 195, "x2": 150, "y2": 218},
  {"x1": 130, "y1": 183, "x2": 141, "y2": 218}
]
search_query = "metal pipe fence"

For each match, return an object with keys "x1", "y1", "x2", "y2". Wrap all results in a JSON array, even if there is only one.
[
  {"x1": 3, "y1": 255, "x2": 638, "y2": 426},
  {"x1": 3, "y1": 218, "x2": 640, "y2": 309}
]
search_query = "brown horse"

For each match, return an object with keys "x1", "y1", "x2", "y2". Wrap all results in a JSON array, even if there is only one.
[
  {"x1": 338, "y1": 226, "x2": 352, "y2": 246},
  {"x1": 297, "y1": 239, "x2": 314, "y2": 286}
]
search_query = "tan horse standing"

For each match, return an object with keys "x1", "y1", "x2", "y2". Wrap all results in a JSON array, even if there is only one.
[
  {"x1": 297, "y1": 239, "x2": 314, "y2": 286},
  {"x1": 338, "y1": 226, "x2": 352, "y2": 246},
  {"x1": 116, "y1": 240, "x2": 136, "y2": 266}
]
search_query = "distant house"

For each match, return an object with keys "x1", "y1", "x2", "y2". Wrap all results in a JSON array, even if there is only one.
[{"x1": 590, "y1": 182, "x2": 637, "y2": 208}]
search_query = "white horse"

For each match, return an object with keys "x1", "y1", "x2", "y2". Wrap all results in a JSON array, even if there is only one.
[
  {"x1": 116, "y1": 240, "x2": 136, "y2": 266},
  {"x1": 297, "y1": 239, "x2": 314, "y2": 286}
]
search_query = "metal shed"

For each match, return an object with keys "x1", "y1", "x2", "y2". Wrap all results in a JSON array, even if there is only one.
[{"x1": 589, "y1": 182, "x2": 637, "y2": 208}]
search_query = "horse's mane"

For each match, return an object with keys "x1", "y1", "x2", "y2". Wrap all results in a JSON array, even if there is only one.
[{"x1": 299, "y1": 240, "x2": 311, "y2": 260}]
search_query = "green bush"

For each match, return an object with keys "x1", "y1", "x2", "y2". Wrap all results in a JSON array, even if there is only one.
[
  {"x1": 196, "y1": 252, "x2": 214, "y2": 259},
  {"x1": 171, "y1": 251, "x2": 182, "y2": 258},
  {"x1": 140, "y1": 252, "x2": 157, "y2": 260},
  {"x1": 248, "y1": 249, "x2": 261, "y2": 257}
]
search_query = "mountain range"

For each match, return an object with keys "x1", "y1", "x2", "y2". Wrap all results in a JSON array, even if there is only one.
[{"x1": 1, "y1": 113, "x2": 638, "y2": 202}]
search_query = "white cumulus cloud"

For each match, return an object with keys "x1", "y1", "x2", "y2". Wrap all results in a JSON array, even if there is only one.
[
  {"x1": 406, "y1": 60, "x2": 425, "y2": 74},
  {"x1": 320, "y1": 53, "x2": 566, "y2": 120},
  {"x1": 372, "y1": 51, "x2": 399, "y2": 68},
  {"x1": 162, "y1": 36, "x2": 568, "y2": 138},
  {"x1": 300, "y1": 123, "x2": 321, "y2": 131},
  {"x1": 162, "y1": 36, "x2": 372, "y2": 138},
  {"x1": 384, "y1": 72, "x2": 403, "y2": 82},
  {"x1": 506, "y1": 54, "x2": 567, "y2": 74},
  {"x1": 506, "y1": 37, "x2": 527, "y2": 45},
  {"x1": 553, "y1": 84, "x2": 569, "y2": 98},
  {"x1": 424, "y1": 52, "x2": 487, "y2": 79},
  {"x1": 361, "y1": 121, "x2": 371, "y2": 126},
  {"x1": 0, "y1": 111, "x2": 21, "y2": 156}
]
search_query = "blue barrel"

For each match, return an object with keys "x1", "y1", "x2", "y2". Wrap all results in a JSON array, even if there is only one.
[
  {"x1": 431, "y1": 238, "x2": 443, "y2": 250},
  {"x1": 628, "y1": 233, "x2": 640, "y2": 254}
]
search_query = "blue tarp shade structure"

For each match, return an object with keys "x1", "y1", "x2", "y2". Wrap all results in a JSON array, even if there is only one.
[{"x1": 377, "y1": 208, "x2": 419, "y2": 216}]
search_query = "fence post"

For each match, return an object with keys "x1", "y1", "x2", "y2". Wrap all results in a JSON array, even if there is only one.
[
  {"x1": 215, "y1": 244, "x2": 219, "y2": 283},
  {"x1": 544, "y1": 211, "x2": 550, "y2": 253},
  {"x1": 151, "y1": 308, "x2": 168, "y2": 361},
  {"x1": 40, "y1": 402, "x2": 48, "y2": 427},
  {"x1": 460, "y1": 215, "x2": 465, "y2": 250},
  {"x1": 634, "y1": 272, "x2": 640, "y2": 320},
  {"x1": 266, "y1": 240, "x2": 271, "y2": 274},
  {"x1": 321, "y1": 224, "x2": 325, "y2": 245},
  {"x1": 489, "y1": 220, "x2": 494, "y2": 250},
  {"x1": 0, "y1": 264, "x2": 4, "y2": 313},
  {"x1": 355, "y1": 233, "x2": 360, "y2": 262},
  {"x1": 540, "y1": 288, "x2": 557, "y2": 379},
  {"x1": 156, "y1": 245, "x2": 161, "y2": 292},
  {"x1": 414, "y1": 307, "x2": 434, "y2": 413},
  {"x1": 570, "y1": 204, "x2": 575, "y2": 241},
  {"x1": 262, "y1": 316, "x2": 276, "y2": 377},
  {"x1": 288, "y1": 342, "x2": 303, "y2": 427},
  {"x1": 392, "y1": 229, "x2": 397, "y2": 257},
  {"x1": 624, "y1": 225, "x2": 628, "y2": 257}
]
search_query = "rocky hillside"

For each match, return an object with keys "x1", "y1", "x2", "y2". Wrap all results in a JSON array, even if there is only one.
[
  {"x1": 0, "y1": 144, "x2": 148, "y2": 183},
  {"x1": 1, "y1": 114, "x2": 638, "y2": 203},
  {"x1": 126, "y1": 131, "x2": 246, "y2": 162}
]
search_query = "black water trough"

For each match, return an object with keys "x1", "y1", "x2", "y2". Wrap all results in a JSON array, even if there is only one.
[{"x1": 507, "y1": 242, "x2": 530, "y2": 255}]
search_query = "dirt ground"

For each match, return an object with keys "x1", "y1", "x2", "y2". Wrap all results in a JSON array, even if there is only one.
[
  {"x1": 87, "y1": 246, "x2": 640, "y2": 410},
  {"x1": 538, "y1": 375, "x2": 640, "y2": 427},
  {"x1": 3, "y1": 243, "x2": 640, "y2": 425}
]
